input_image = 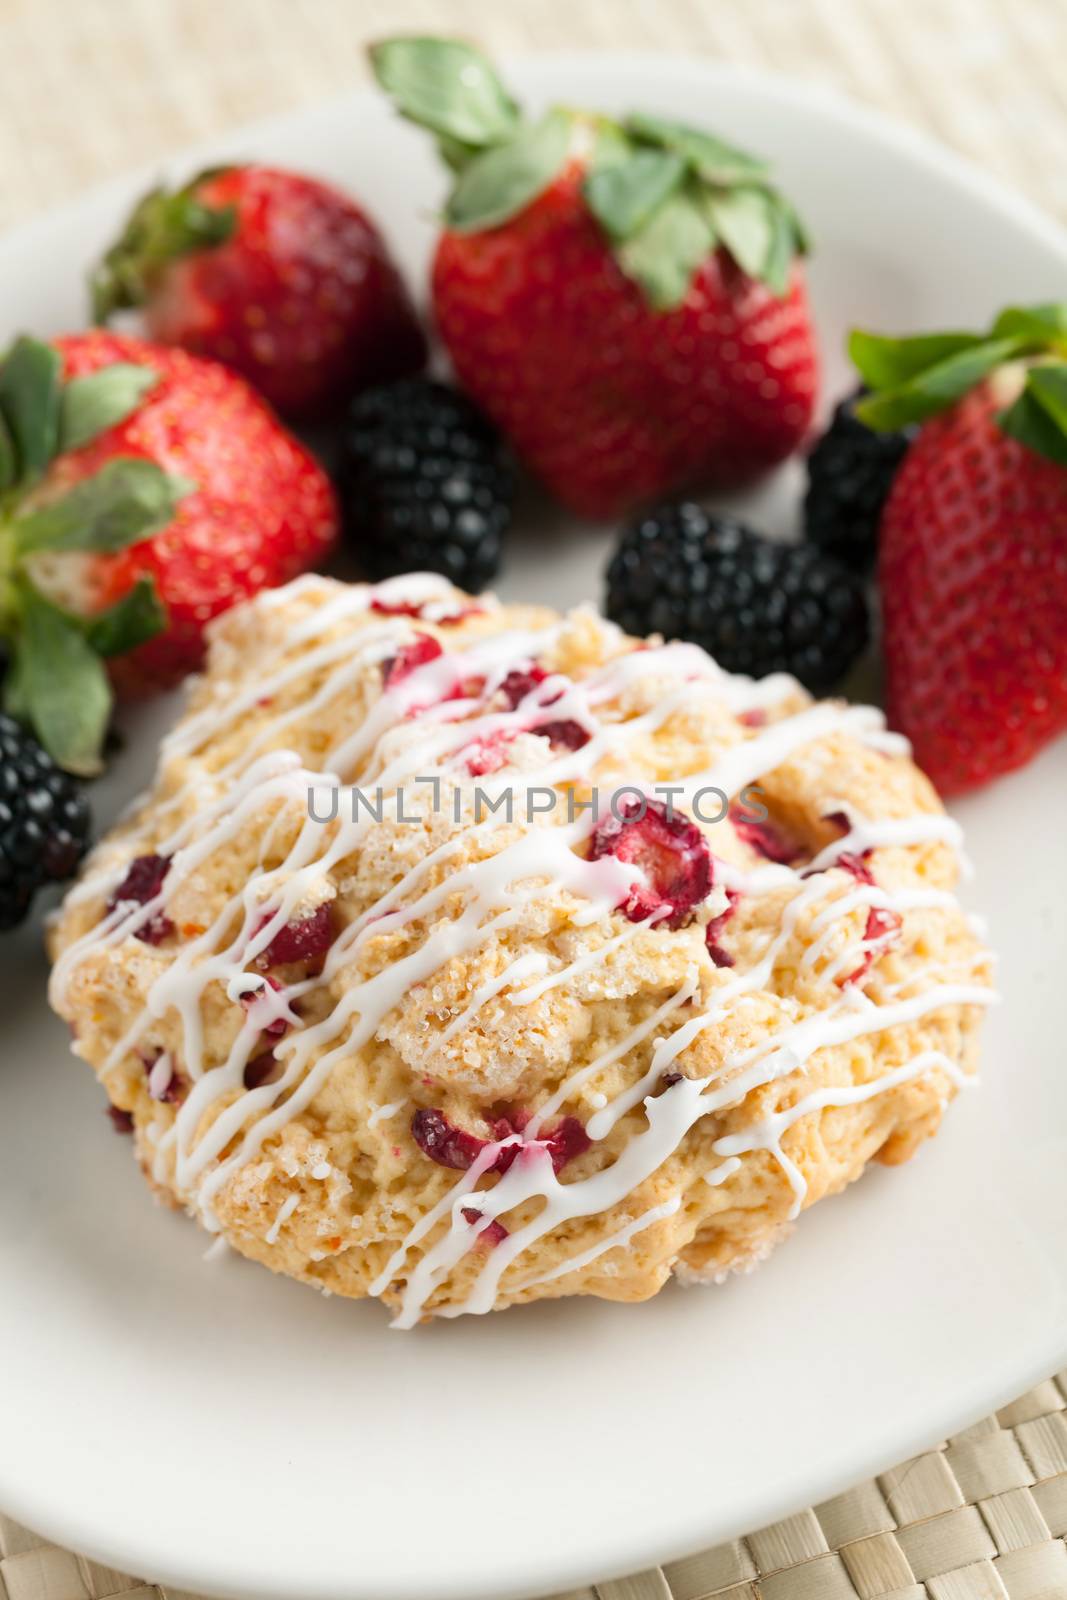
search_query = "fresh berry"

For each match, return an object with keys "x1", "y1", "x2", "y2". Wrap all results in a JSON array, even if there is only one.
[
  {"x1": 853, "y1": 302, "x2": 1067, "y2": 793},
  {"x1": 590, "y1": 798, "x2": 711, "y2": 928},
  {"x1": 107, "y1": 852, "x2": 173, "y2": 944},
  {"x1": 0, "y1": 332, "x2": 338, "y2": 770},
  {"x1": 372, "y1": 38, "x2": 818, "y2": 520},
  {"x1": 91, "y1": 165, "x2": 426, "y2": 419},
  {"x1": 605, "y1": 503, "x2": 869, "y2": 693},
  {"x1": 0, "y1": 714, "x2": 90, "y2": 929},
  {"x1": 340, "y1": 379, "x2": 514, "y2": 590},
  {"x1": 804, "y1": 388, "x2": 914, "y2": 570}
]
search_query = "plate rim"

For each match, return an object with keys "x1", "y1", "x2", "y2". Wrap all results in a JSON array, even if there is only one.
[{"x1": 3, "y1": 50, "x2": 1067, "y2": 1600}]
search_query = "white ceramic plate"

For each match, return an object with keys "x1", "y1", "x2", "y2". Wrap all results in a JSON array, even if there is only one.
[{"x1": 2, "y1": 55, "x2": 1066, "y2": 1600}]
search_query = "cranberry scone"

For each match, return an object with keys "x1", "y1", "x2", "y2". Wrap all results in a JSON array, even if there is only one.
[{"x1": 49, "y1": 573, "x2": 994, "y2": 1325}]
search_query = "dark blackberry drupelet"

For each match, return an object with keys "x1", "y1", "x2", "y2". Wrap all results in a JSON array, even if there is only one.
[
  {"x1": 0, "y1": 714, "x2": 91, "y2": 929},
  {"x1": 605, "y1": 503, "x2": 869, "y2": 693},
  {"x1": 804, "y1": 387, "x2": 914, "y2": 570},
  {"x1": 339, "y1": 378, "x2": 515, "y2": 591}
]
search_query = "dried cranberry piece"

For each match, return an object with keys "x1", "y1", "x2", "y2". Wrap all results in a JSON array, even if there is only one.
[
  {"x1": 738, "y1": 708, "x2": 768, "y2": 728},
  {"x1": 463, "y1": 730, "x2": 514, "y2": 777},
  {"x1": 411, "y1": 1109, "x2": 490, "y2": 1171},
  {"x1": 835, "y1": 851, "x2": 875, "y2": 885},
  {"x1": 412, "y1": 1108, "x2": 591, "y2": 1177},
  {"x1": 244, "y1": 1053, "x2": 284, "y2": 1090},
  {"x1": 839, "y1": 906, "x2": 903, "y2": 988},
  {"x1": 542, "y1": 1115, "x2": 591, "y2": 1173},
  {"x1": 705, "y1": 889, "x2": 740, "y2": 968},
  {"x1": 107, "y1": 1106, "x2": 134, "y2": 1134},
  {"x1": 461, "y1": 1207, "x2": 509, "y2": 1246},
  {"x1": 107, "y1": 853, "x2": 174, "y2": 945},
  {"x1": 730, "y1": 806, "x2": 802, "y2": 865},
  {"x1": 499, "y1": 664, "x2": 548, "y2": 707},
  {"x1": 255, "y1": 903, "x2": 334, "y2": 966},
  {"x1": 590, "y1": 799, "x2": 711, "y2": 928},
  {"x1": 371, "y1": 598, "x2": 424, "y2": 618},
  {"x1": 382, "y1": 633, "x2": 443, "y2": 688},
  {"x1": 866, "y1": 906, "x2": 903, "y2": 943},
  {"x1": 533, "y1": 719, "x2": 590, "y2": 752}
]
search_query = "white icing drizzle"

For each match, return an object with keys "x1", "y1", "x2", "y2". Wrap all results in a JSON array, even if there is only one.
[
  {"x1": 367, "y1": 1100, "x2": 406, "y2": 1128},
  {"x1": 266, "y1": 1193, "x2": 300, "y2": 1244},
  {"x1": 54, "y1": 573, "x2": 994, "y2": 1325}
]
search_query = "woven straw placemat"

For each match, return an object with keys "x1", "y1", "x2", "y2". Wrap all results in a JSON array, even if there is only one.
[{"x1": 1, "y1": 0, "x2": 1066, "y2": 1596}]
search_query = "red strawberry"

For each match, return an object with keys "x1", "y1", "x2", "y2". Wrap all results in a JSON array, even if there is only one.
[
  {"x1": 852, "y1": 304, "x2": 1067, "y2": 794},
  {"x1": 0, "y1": 330, "x2": 337, "y2": 771},
  {"x1": 372, "y1": 39, "x2": 818, "y2": 520},
  {"x1": 91, "y1": 165, "x2": 426, "y2": 418}
]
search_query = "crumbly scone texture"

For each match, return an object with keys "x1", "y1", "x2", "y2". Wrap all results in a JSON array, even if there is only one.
[{"x1": 49, "y1": 574, "x2": 992, "y2": 1324}]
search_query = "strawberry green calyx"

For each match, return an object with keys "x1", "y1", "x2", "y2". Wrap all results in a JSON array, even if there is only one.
[
  {"x1": 851, "y1": 302, "x2": 1067, "y2": 467},
  {"x1": 0, "y1": 336, "x2": 190, "y2": 773},
  {"x1": 91, "y1": 170, "x2": 238, "y2": 323},
  {"x1": 370, "y1": 36, "x2": 808, "y2": 309}
]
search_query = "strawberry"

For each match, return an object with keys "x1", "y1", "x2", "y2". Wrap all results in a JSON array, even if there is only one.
[
  {"x1": 371, "y1": 38, "x2": 819, "y2": 521},
  {"x1": 91, "y1": 165, "x2": 427, "y2": 419},
  {"x1": 852, "y1": 303, "x2": 1067, "y2": 794},
  {"x1": 0, "y1": 330, "x2": 337, "y2": 772}
]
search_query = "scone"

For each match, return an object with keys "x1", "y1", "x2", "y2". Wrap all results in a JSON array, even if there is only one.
[{"x1": 49, "y1": 572, "x2": 995, "y2": 1325}]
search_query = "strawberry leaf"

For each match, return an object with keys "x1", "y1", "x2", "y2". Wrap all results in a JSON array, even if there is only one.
[
  {"x1": 84, "y1": 575, "x2": 166, "y2": 657},
  {"x1": 853, "y1": 338, "x2": 1025, "y2": 430},
  {"x1": 991, "y1": 304, "x2": 1067, "y2": 343},
  {"x1": 92, "y1": 180, "x2": 237, "y2": 321},
  {"x1": 12, "y1": 458, "x2": 193, "y2": 556},
  {"x1": 445, "y1": 110, "x2": 572, "y2": 233},
  {"x1": 997, "y1": 363, "x2": 1067, "y2": 468},
  {"x1": 15, "y1": 584, "x2": 112, "y2": 774},
  {"x1": 0, "y1": 336, "x2": 61, "y2": 482},
  {"x1": 584, "y1": 147, "x2": 686, "y2": 241},
  {"x1": 370, "y1": 37, "x2": 520, "y2": 148},
  {"x1": 0, "y1": 408, "x2": 15, "y2": 494},
  {"x1": 761, "y1": 199, "x2": 803, "y2": 296},
  {"x1": 626, "y1": 112, "x2": 768, "y2": 185},
  {"x1": 618, "y1": 188, "x2": 715, "y2": 312},
  {"x1": 849, "y1": 329, "x2": 989, "y2": 391},
  {"x1": 703, "y1": 185, "x2": 778, "y2": 282},
  {"x1": 58, "y1": 363, "x2": 159, "y2": 452}
]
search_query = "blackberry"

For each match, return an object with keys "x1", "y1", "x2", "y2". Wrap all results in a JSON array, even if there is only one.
[
  {"x1": 0, "y1": 714, "x2": 91, "y2": 929},
  {"x1": 804, "y1": 387, "x2": 914, "y2": 570},
  {"x1": 604, "y1": 503, "x2": 869, "y2": 694},
  {"x1": 339, "y1": 378, "x2": 514, "y2": 591}
]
